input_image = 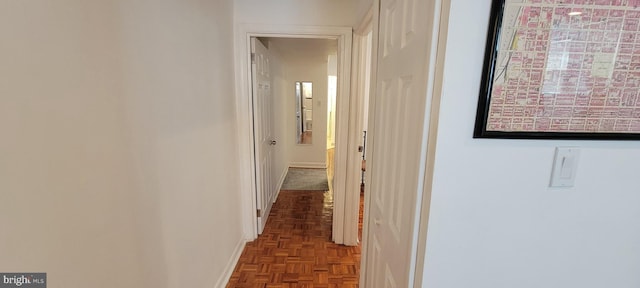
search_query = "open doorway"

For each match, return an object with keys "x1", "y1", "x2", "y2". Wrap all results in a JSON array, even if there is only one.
[
  {"x1": 245, "y1": 31, "x2": 374, "y2": 247},
  {"x1": 229, "y1": 34, "x2": 363, "y2": 286},
  {"x1": 233, "y1": 25, "x2": 354, "y2": 244},
  {"x1": 251, "y1": 37, "x2": 338, "y2": 234},
  {"x1": 251, "y1": 27, "x2": 375, "y2": 247}
]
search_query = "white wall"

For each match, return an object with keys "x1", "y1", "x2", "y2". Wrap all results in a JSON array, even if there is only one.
[
  {"x1": 327, "y1": 54, "x2": 338, "y2": 149},
  {"x1": 118, "y1": 0, "x2": 244, "y2": 287},
  {"x1": 422, "y1": 1, "x2": 640, "y2": 288},
  {"x1": 0, "y1": 0, "x2": 244, "y2": 287},
  {"x1": 283, "y1": 59, "x2": 329, "y2": 167},
  {"x1": 234, "y1": 0, "x2": 356, "y2": 27},
  {"x1": 268, "y1": 39, "x2": 333, "y2": 168}
]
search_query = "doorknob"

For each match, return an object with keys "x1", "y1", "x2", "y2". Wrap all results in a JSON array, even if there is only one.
[
  {"x1": 270, "y1": 140, "x2": 277, "y2": 145},
  {"x1": 374, "y1": 219, "x2": 382, "y2": 226}
]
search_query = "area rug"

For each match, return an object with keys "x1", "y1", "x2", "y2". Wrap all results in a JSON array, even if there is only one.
[{"x1": 281, "y1": 168, "x2": 330, "y2": 191}]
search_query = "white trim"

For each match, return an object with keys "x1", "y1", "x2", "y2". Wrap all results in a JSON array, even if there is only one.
[
  {"x1": 412, "y1": 0, "x2": 450, "y2": 286},
  {"x1": 289, "y1": 162, "x2": 327, "y2": 169},
  {"x1": 257, "y1": 158, "x2": 284, "y2": 230},
  {"x1": 274, "y1": 166, "x2": 289, "y2": 202},
  {"x1": 359, "y1": 1, "x2": 380, "y2": 284},
  {"x1": 330, "y1": 28, "x2": 353, "y2": 245},
  {"x1": 234, "y1": 23, "x2": 352, "y2": 242},
  {"x1": 343, "y1": 10, "x2": 375, "y2": 247},
  {"x1": 214, "y1": 238, "x2": 246, "y2": 288},
  {"x1": 235, "y1": 24, "x2": 258, "y2": 241},
  {"x1": 355, "y1": 6, "x2": 374, "y2": 35},
  {"x1": 343, "y1": 37, "x2": 362, "y2": 246}
]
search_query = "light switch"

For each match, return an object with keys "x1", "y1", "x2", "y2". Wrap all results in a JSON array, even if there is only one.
[{"x1": 550, "y1": 147, "x2": 580, "y2": 188}]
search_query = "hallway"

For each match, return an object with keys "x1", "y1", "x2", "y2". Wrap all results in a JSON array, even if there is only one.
[{"x1": 226, "y1": 190, "x2": 361, "y2": 287}]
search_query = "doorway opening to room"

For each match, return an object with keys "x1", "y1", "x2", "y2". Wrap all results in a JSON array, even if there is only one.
[
  {"x1": 249, "y1": 36, "x2": 339, "y2": 234},
  {"x1": 239, "y1": 23, "x2": 375, "y2": 247},
  {"x1": 229, "y1": 29, "x2": 372, "y2": 285},
  {"x1": 233, "y1": 24, "x2": 355, "y2": 246}
]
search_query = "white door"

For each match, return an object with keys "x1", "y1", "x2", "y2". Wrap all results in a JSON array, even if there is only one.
[
  {"x1": 251, "y1": 38, "x2": 276, "y2": 234},
  {"x1": 365, "y1": 0, "x2": 438, "y2": 286}
]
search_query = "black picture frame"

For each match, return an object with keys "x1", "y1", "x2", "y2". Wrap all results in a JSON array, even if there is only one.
[{"x1": 474, "y1": 0, "x2": 640, "y2": 140}]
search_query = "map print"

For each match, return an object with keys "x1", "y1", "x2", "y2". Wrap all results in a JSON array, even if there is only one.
[{"x1": 488, "y1": 0, "x2": 640, "y2": 133}]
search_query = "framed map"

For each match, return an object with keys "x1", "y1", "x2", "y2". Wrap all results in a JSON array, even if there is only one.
[{"x1": 475, "y1": 0, "x2": 640, "y2": 140}]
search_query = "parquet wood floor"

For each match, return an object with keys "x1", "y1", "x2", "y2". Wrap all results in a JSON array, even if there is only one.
[{"x1": 226, "y1": 190, "x2": 363, "y2": 288}]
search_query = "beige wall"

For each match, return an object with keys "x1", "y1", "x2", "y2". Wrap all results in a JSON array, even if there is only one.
[
  {"x1": 234, "y1": 0, "x2": 357, "y2": 27},
  {"x1": 285, "y1": 59, "x2": 329, "y2": 167},
  {"x1": 0, "y1": 1, "x2": 144, "y2": 287},
  {"x1": 268, "y1": 39, "x2": 336, "y2": 168},
  {"x1": 0, "y1": 0, "x2": 244, "y2": 287},
  {"x1": 354, "y1": 0, "x2": 374, "y2": 25}
]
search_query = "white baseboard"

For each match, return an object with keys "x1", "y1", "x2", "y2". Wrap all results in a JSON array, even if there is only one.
[
  {"x1": 274, "y1": 167, "x2": 288, "y2": 202},
  {"x1": 214, "y1": 238, "x2": 246, "y2": 288},
  {"x1": 289, "y1": 162, "x2": 326, "y2": 169}
]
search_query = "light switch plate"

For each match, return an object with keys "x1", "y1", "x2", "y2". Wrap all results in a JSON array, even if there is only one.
[{"x1": 550, "y1": 147, "x2": 580, "y2": 188}]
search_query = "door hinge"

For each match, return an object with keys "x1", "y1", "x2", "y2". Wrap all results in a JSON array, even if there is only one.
[
  {"x1": 251, "y1": 53, "x2": 256, "y2": 64},
  {"x1": 257, "y1": 209, "x2": 261, "y2": 217}
]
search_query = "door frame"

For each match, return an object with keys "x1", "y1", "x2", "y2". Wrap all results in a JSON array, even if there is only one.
[
  {"x1": 234, "y1": 24, "x2": 353, "y2": 241},
  {"x1": 411, "y1": 0, "x2": 451, "y2": 285},
  {"x1": 353, "y1": 5, "x2": 378, "y2": 280},
  {"x1": 343, "y1": 7, "x2": 376, "y2": 247}
]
